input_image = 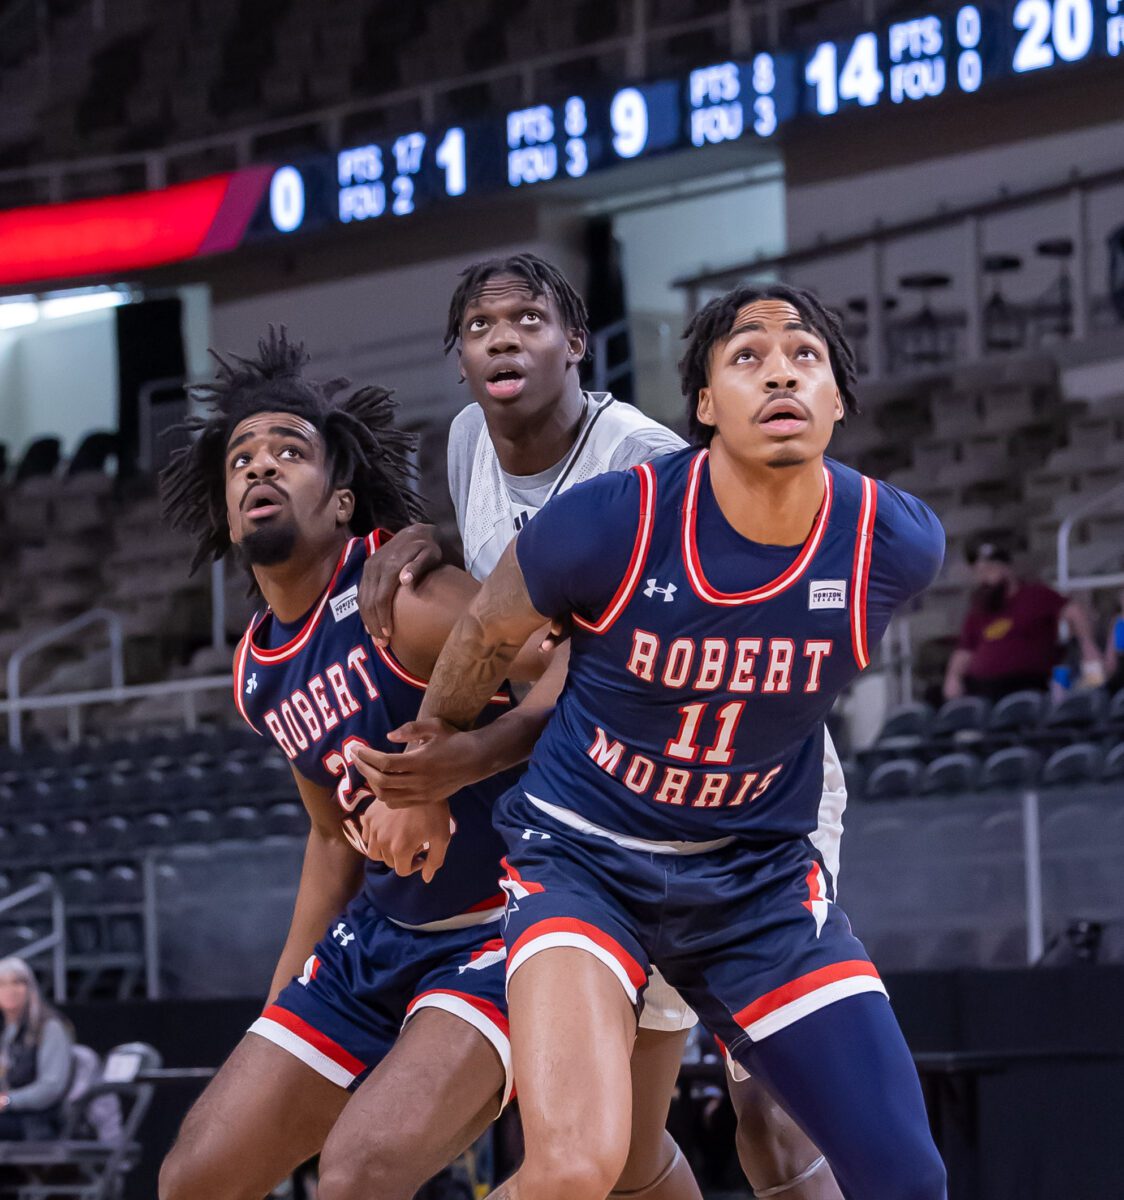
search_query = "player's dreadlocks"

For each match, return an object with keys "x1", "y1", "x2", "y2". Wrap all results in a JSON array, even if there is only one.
[
  {"x1": 678, "y1": 283, "x2": 859, "y2": 446},
  {"x1": 160, "y1": 326, "x2": 426, "y2": 574},
  {"x1": 444, "y1": 252, "x2": 590, "y2": 356}
]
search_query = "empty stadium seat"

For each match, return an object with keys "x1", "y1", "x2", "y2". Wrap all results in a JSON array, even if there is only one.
[
  {"x1": 864, "y1": 758, "x2": 922, "y2": 801},
  {"x1": 265, "y1": 802, "x2": 304, "y2": 837},
  {"x1": 876, "y1": 702, "x2": 933, "y2": 746},
  {"x1": 920, "y1": 752, "x2": 980, "y2": 794},
  {"x1": 987, "y1": 690, "x2": 1046, "y2": 736},
  {"x1": 1041, "y1": 688, "x2": 1108, "y2": 734},
  {"x1": 221, "y1": 805, "x2": 259, "y2": 841},
  {"x1": 931, "y1": 695, "x2": 991, "y2": 740},
  {"x1": 981, "y1": 746, "x2": 1043, "y2": 790},
  {"x1": 1041, "y1": 742, "x2": 1103, "y2": 787},
  {"x1": 1102, "y1": 741, "x2": 1124, "y2": 781},
  {"x1": 1107, "y1": 688, "x2": 1124, "y2": 731}
]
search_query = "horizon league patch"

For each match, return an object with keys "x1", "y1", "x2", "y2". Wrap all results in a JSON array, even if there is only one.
[
  {"x1": 330, "y1": 585, "x2": 359, "y2": 622},
  {"x1": 808, "y1": 579, "x2": 847, "y2": 610}
]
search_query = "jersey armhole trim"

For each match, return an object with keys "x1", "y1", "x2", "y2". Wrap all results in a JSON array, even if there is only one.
[
  {"x1": 571, "y1": 461, "x2": 657, "y2": 636},
  {"x1": 850, "y1": 476, "x2": 879, "y2": 669},
  {"x1": 232, "y1": 627, "x2": 263, "y2": 735}
]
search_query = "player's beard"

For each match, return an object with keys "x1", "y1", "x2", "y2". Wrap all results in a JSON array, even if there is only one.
[{"x1": 241, "y1": 519, "x2": 298, "y2": 566}]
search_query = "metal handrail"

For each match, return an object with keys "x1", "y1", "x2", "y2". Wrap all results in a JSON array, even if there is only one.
[
  {"x1": 1056, "y1": 479, "x2": 1124, "y2": 593},
  {"x1": 7, "y1": 609, "x2": 124, "y2": 751},
  {"x1": 0, "y1": 673, "x2": 234, "y2": 749},
  {"x1": 0, "y1": 879, "x2": 67, "y2": 1000},
  {"x1": 590, "y1": 318, "x2": 632, "y2": 394}
]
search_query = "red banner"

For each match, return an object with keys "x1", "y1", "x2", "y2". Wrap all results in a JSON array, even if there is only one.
[{"x1": 0, "y1": 167, "x2": 272, "y2": 287}]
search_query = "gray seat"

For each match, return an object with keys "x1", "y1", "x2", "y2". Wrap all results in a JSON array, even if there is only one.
[
  {"x1": 981, "y1": 746, "x2": 1042, "y2": 790},
  {"x1": 1101, "y1": 741, "x2": 1124, "y2": 780},
  {"x1": 932, "y1": 696, "x2": 991, "y2": 739},
  {"x1": 1041, "y1": 742, "x2": 1103, "y2": 787},
  {"x1": 1042, "y1": 688, "x2": 1108, "y2": 733},
  {"x1": 864, "y1": 758, "x2": 922, "y2": 801},
  {"x1": 987, "y1": 689, "x2": 1046, "y2": 735},
  {"x1": 920, "y1": 752, "x2": 980, "y2": 794}
]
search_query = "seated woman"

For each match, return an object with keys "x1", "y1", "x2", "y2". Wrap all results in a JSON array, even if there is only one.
[{"x1": 0, "y1": 957, "x2": 75, "y2": 1140}]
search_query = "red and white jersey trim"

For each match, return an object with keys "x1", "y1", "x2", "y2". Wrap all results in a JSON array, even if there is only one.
[
  {"x1": 573, "y1": 461, "x2": 657, "y2": 635},
  {"x1": 246, "y1": 538, "x2": 361, "y2": 665},
  {"x1": 733, "y1": 960, "x2": 886, "y2": 1042},
  {"x1": 405, "y1": 988, "x2": 514, "y2": 1107},
  {"x1": 507, "y1": 917, "x2": 648, "y2": 1004},
  {"x1": 249, "y1": 1004, "x2": 365, "y2": 1089},
  {"x1": 681, "y1": 450, "x2": 834, "y2": 606},
  {"x1": 231, "y1": 632, "x2": 261, "y2": 734},
  {"x1": 850, "y1": 476, "x2": 878, "y2": 669}
]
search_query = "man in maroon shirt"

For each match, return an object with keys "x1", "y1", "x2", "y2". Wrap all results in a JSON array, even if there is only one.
[{"x1": 943, "y1": 543, "x2": 1102, "y2": 701}]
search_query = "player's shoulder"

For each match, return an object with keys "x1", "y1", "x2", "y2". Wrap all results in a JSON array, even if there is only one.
[
  {"x1": 447, "y1": 403, "x2": 487, "y2": 468},
  {"x1": 596, "y1": 395, "x2": 687, "y2": 470}
]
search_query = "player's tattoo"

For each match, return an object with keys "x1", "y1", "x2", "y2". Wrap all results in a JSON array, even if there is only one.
[{"x1": 419, "y1": 541, "x2": 546, "y2": 730}]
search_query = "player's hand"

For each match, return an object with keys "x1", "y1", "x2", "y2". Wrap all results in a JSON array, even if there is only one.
[
  {"x1": 348, "y1": 722, "x2": 484, "y2": 809},
  {"x1": 359, "y1": 798, "x2": 454, "y2": 882},
  {"x1": 358, "y1": 523, "x2": 442, "y2": 647},
  {"x1": 540, "y1": 615, "x2": 572, "y2": 653}
]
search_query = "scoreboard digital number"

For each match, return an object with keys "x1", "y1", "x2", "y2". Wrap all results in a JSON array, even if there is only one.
[{"x1": 254, "y1": 0, "x2": 1123, "y2": 240}]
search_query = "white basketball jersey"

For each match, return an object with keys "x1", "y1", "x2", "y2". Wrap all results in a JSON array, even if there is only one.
[{"x1": 459, "y1": 393, "x2": 681, "y2": 580}]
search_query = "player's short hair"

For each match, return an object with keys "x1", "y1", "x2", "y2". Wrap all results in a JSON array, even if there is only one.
[
  {"x1": 678, "y1": 283, "x2": 859, "y2": 446},
  {"x1": 160, "y1": 326, "x2": 426, "y2": 574},
  {"x1": 444, "y1": 252, "x2": 590, "y2": 356}
]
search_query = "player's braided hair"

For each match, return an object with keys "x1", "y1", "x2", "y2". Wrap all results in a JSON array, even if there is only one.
[
  {"x1": 678, "y1": 283, "x2": 859, "y2": 446},
  {"x1": 160, "y1": 326, "x2": 426, "y2": 574},
  {"x1": 444, "y1": 252, "x2": 590, "y2": 356}
]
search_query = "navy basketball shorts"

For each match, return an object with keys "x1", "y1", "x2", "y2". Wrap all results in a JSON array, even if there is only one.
[
  {"x1": 250, "y1": 891, "x2": 513, "y2": 1105},
  {"x1": 496, "y1": 789, "x2": 886, "y2": 1074}
]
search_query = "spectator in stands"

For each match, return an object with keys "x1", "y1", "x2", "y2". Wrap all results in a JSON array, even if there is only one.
[
  {"x1": 1104, "y1": 589, "x2": 1124, "y2": 693},
  {"x1": 0, "y1": 957, "x2": 74, "y2": 1140},
  {"x1": 943, "y1": 542, "x2": 1102, "y2": 702}
]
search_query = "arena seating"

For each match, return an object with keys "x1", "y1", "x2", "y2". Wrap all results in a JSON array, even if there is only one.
[
  {"x1": 831, "y1": 366, "x2": 1124, "y2": 697},
  {"x1": 0, "y1": 0, "x2": 914, "y2": 200},
  {"x1": 850, "y1": 687, "x2": 1124, "y2": 794}
]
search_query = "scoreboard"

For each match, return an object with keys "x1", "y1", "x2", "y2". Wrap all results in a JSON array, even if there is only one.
[{"x1": 254, "y1": 0, "x2": 1123, "y2": 241}]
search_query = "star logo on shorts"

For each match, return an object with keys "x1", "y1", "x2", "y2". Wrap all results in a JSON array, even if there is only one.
[{"x1": 332, "y1": 922, "x2": 355, "y2": 947}]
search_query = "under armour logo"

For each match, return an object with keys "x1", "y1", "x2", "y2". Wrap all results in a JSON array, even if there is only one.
[
  {"x1": 332, "y1": 923, "x2": 354, "y2": 946},
  {"x1": 245, "y1": 672, "x2": 258, "y2": 695},
  {"x1": 643, "y1": 579, "x2": 677, "y2": 602},
  {"x1": 521, "y1": 828, "x2": 551, "y2": 841}
]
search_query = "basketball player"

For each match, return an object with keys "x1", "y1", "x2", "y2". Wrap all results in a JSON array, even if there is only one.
[
  {"x1": 396, "y1": 284, "x2": 948, "y2": 1200},
  {"x1": 156, "y1": 330, "x2": 561, "y2": 1200},
  {"x1": 358, "y1": 254, "x2": 844, "y2": 1198}
]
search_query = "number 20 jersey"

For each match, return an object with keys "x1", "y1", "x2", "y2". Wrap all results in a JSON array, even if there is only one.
[
  {"x1": 233, "y1": 533, "x2": 519, "y2": 928},
  {"x1": 514, "y1": 448, "x2": 945, "y2": 845}
]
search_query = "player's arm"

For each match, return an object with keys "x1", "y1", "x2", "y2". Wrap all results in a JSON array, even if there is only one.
[
  {"x1": 413, "y1": 540, "x2": 553, "y2": 735},
  {"x1": 383, "y1": 561, "x2": 551, "y2": 684},
  {"x1": 352, "y1": 642, "x2": 571, "y2": 808},
  {"x1": 266, "y1": 767, "x2": 364, "y2": 1006}
]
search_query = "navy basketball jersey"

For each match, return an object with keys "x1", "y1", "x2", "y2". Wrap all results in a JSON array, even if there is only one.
[
  {"x1": 234, "y1": 533, "x2": 519, "y2": 927},
  {"x1": 515, "y1": 447, "x2": 944, "y2": 843}
]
